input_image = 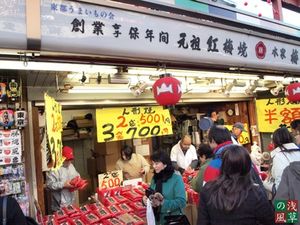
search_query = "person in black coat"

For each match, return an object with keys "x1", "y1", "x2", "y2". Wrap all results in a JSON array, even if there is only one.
[
  {"x1": 197, "y1": 145, "x2": 275, "y2": 225},
  {"x1": 0, "y1": 196, "x2": 27, "y2": 225}
]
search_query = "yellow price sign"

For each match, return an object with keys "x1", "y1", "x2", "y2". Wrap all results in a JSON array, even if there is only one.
[
  {"x1": 256, "y1": 98, "x2": 300, "y2": 132},
  {"x1": 225, "y1": 124, "x2": 250, "y2": 145},
  {"x1": 44, "y1": 93, "x2": 64, "y2": 170},
  {"x1": 96, "y1": 106, "x2": 173, "y2": 142},
  {"x1": 98, "y1": 170, "x2": 123, "y2": 189}
]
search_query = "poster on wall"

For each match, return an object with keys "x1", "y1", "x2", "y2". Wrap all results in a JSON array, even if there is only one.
[
  {"x1": 255, "y1": 97, "x2": 300, "y2": 132},
  {"x1": 44, "y1": 93, "x2": 64, "y2": 170},
  {"x1": 224, "y1": 124, "x2": 250, "y2": 145},
  {"x1": 0, "y1": 129, "x2": 22, "y2": 165},
  {"x1": 96, "y1": 106, "x2": 173, "y2": 142}
]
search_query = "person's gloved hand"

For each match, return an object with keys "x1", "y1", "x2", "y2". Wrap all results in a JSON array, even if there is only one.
[{"x1": 150, "y1": 192, "x2": 164, "y2": 207}]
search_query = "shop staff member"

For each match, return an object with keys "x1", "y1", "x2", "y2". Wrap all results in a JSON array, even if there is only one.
[
  {"x1": 46, "y1": 146, "x2": 80, "y2": 212},
  {"x1": 170, "y1": 135, "x2": 198, "y2": 174},
  {"x1": 231, "y1": 122, "x2": 246, "y2": 144},
  {"x1": 116, "y1": 145, "x2": 150, "y2": 180}
]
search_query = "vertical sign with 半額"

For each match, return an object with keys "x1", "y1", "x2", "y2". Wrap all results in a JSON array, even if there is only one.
[
  {"x1": 255, "y1": 98, "x2": 300, "y2": 133},
  {"x1": 96, "y1": 106, "x2": 173, "y2": 142},
  {"x1": 44, "y1": 93, "x2": 64, "y2": 170},
  {"x1": 98, "y1": 170, "x2": 123, "y2": 189}
]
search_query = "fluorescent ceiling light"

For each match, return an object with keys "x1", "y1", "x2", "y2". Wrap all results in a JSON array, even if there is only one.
[
  {"x1": 0, "y1": 60, "x2": 118, "y2": 72},
  {"x1": 68, "y1": 86, "x2": 131, "y2": 94}
]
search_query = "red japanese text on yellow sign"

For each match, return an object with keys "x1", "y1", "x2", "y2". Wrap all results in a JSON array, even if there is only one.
[
  {"x1": 98, "y1": 170, "x2": 123, "y2": 189},
  {"x1": 44, "y1": 93, "x2": 64, "y2": 170},
  {"x1": 96, "y1": 106, "x2": 173, "y2": 142},
  {"x1": 256, "y1": 98, "x2": 300, "y2": 132},
  {"x1": 224, "y1": 124, "x2": 250, "y2": 145}
]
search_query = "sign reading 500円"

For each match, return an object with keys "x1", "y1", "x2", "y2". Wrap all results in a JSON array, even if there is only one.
[{"x1": 96, "y1": 106, "x2": 173, "y2": 142}]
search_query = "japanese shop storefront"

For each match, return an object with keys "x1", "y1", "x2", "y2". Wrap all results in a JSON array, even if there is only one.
[{"x1": 1, "y1": 0, "x2": 300, "y2": 217}]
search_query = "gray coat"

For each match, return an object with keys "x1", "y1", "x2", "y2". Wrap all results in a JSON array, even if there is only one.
[
  {"x1": 274, "y1": 161, "x2": 300, "y2": 225},
  {"x1": 46, "y1": 163, "x2": 79, "y2": 212}
]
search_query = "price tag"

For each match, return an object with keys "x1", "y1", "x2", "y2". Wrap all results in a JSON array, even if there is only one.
[
  {"x1": 98, "y1": 170, "x2": 123, "y2": 189},
  {"x1": 225, "y1": 123, "x2": 250, "y2": 145},
  {"x1": 96, "y1": 106, "x2": 173, "y2": 142},
  {"x1": 45, "y1": 93, "x2": 64, "y2": 170}
]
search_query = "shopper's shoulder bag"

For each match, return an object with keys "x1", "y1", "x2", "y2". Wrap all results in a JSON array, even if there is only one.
[{"x1": 164, "y1": 207, "x2": 191, "y2": 225}]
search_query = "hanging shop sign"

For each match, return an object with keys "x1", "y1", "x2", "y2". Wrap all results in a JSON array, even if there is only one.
[
  {"x1": 224, "y1": 124, "x2": 250, "y2": 145},
  {"x1": 98, "y1": 170, "x2": 123, "y2": 189},
  {"x1": 40, "y1": 0, "x2": 300, "y2": 72},
  {"x1": 44, "y1": 93, "x2": 64, "y2": 170},
  {"x1": 96, "y1": 106, "x2": 172, "y2": 142},
  {"x1": 0, "y1": 0, "x2": 27, "y2": 49},
  {"x1": 256, "y1": 98, "x2": 300, "y2": 132}
]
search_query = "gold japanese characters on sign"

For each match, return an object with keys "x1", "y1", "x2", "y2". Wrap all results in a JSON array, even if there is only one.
[
  {"x1": 256, "y1": 98, "x2": 300, "y2": 132},
  {"x1": 96, "y1": 106, "x2": 173, "y2": 142},
  {"x1": 44, "y1": 93, "x2": 64, "y2": 170}
]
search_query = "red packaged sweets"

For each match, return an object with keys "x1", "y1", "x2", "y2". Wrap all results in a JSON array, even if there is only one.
[
  {"x1": 118, "y1": 203, "x2": 133, "y2": 213},
  {"x1": 79, "y1": 205, "x2": 91, "y2": 214},
  {"x1": 107, "y1": 204, "x2": 123, "y2": 217},
  {"x1": 82, "y1": 212, "x2": 100, "y2": 224},
  {"x1": 113, "y1": 194, "x2": 127, "y2": 204},
  {"x1": 130, "y1": 213, "x2": 145, "y2": 225},
  {"x1": 62, "y1": 205, "x2": 78, "y2": 215},
  {"x1": 89, "y1": 202, "x2": 105, "y2": 211},
  {"x1": 102, "y1": 217, "x2": 125, "y2": 225},
  {"x1": 129, "y1": 201, "x2": 146, "y2": 211},
  {"x1": 69, "y1": 217, "x2": 86, "y2": 225},
  {"x1": 54, "y1": 209, "x2": 68, "y2": 222},
  {"x1": 106, "y1": 196, "x2": 118, "y2": 206},
  {"x1": 58, "y1": 220, "x2": 72, "y2": 225},
  {"x1": 94, "y1": 207, "x2": 112, "y2": 220}
]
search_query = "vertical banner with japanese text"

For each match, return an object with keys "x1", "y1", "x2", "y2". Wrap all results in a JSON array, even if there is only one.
[
  {"x1": 44, "y1": 93, "x2": 64, "y2": 170},
  {"x1": 96, "y1": 106, "x2": 173, "y2": 142},
  {"x1": 256, "y1": 97, "x2": 300, "y2": 132}
]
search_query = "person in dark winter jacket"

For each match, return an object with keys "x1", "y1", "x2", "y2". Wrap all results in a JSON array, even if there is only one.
[
  {"x1": 0, "y1": 196, "x2": 27, "y2": 225},
  {"x1": 274, "y1": 161, "x2": 300, "y2": 225},
  {"x1": 197, "y1": 145, "x2": 275, "y2": 225}
]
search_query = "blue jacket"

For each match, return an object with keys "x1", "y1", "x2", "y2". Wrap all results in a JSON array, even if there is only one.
[{"x1": 150, "y1": 173, "x2": 186, "y2": 225}]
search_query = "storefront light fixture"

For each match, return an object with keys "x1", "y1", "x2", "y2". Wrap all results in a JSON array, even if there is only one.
[
  {"x1": 68, "y1": 86, "x2": 131, "y2": 94},
  {"x1": 0, "y1": 60, "x2": 118, "y2": 73}
]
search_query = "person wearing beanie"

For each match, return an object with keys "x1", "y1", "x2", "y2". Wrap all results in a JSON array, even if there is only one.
[
  {"x1": 231, "y1": 122, "x2": 246, "y2": 144},
  {"x1": 46, "y1": 146, "x2": 80, "y2": 212}
]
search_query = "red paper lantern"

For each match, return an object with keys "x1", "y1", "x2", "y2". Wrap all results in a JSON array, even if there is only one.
[
  {"x1": 152, "y1": 74, "x2": 181, "y2": 106},
  {"x1": 285, "y1": 82, "x2": 300, "y2": 102}
]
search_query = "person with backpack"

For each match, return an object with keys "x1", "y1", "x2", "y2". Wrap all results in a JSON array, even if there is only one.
[{"x1": 268, "y1": 127, "x2": 300, "y2": 190}]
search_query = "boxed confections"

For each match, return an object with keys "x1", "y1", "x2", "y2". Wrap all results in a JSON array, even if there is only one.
[
  {"x1": 93, "y1": 207, "x2": 112, "y2": 220},
  {"x1": 79, "y1": 205, "x2": 92, "y2": 214},
  {"x1": 121, "y1": 190, "x2": 143, "y2": 202},
  {"x1": 88, "y1": 202, "x2": 105, "y2": 211},
  {"x1": 113, "y1": 194, "x2": 128, "y2": 204},
  {"x1": 81, "y1": 212, "x2": 100, "y2": 224},
  {"x1": 105, "y1": 196, "x2": 118, "y2": 206},
  {"x1": 102, "y1": 217, "x2": 126, "y2": 225},
  {"x1": 118, "y1": 213, "x2": 145, "y2": 225},
  {"x1": 130, "y1": 213, "x2": 145, "y2": 225},
  {"x1": 69, "y1": 217, "x2": 86, "y2": 225},
  {"x1": 62, "y1": 205, "x2": 78, "y2": 216},
  {"x1": 58, "y1": 220, "x2": 72, "y2": 225},
  {"x1": 54, "y1": 209, "x2": 68, "y2": 222},
  {"x1": 118, "y1": 203, "x2": 134, "y2": 213},
  {"x1": 107, "y1": 204, "x2": 123, "y2": 217},
  {"x1": 42, "y1": 215, "x2": 59, "y2": 225}
]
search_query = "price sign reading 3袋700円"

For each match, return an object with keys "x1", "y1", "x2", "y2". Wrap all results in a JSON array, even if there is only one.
[{"x1": 96, "y1": 106, "x2": 173, "y2": 142}]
